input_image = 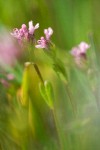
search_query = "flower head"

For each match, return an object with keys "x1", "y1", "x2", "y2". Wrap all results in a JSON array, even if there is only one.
[
  {"x1": 35, "y1": 37, "x2": 48, "y2": 49},
  {"x1": 70, "y1": 42, "x2": 90, "y2": 67},
  {"x1": 44, "y1": 27, "x2": 53, "y2": 40},
  {"x1": 29, "y1": 21, "x2": 39, "y2": 35},
  {"x1": 11, "y1": 21, "x2": 39, "y2": 44},
  {"x1": 35, "y1": 27, "x2": 53, "y2": 49},
  {"x1": 71, "y1": 42, "x2": 90, "y2": 58}
]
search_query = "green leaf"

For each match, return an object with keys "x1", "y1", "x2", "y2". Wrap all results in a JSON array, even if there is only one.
[
  {"x1": 39, "y1": 82, "x2": 49, "y2": 105},
  {"x1": 44, "y1": 81, "x2": 54, "y2": 109},
  {"x1": 39, "y1": 81, "x2": 54, "y2": 109}
]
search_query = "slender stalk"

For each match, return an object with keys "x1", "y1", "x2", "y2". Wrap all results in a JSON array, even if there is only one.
[
  {"x1": 66, "y1": 84, "x2": 77, "y2": 118},
  {"x1": 52, "y1": 108, "x2": 67, "y2": 150},
  {"x1": 33, "y1": 63, "x2": 44, "y2": 83},
  {"x1": 88, "y1": 34, "x2": 100, "y2": 110},
  {"x1": 94, "y1": 87, "x2": 100, "y2": 111}
]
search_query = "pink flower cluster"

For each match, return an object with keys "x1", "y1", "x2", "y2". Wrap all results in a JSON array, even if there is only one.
[
  {"x1": 70, "y1": 42, "x2": 90, "y2": 66},
  {"x1": 11, "y1": 21, "x2": 90, "y2": 67},
  {"x1": 11, "y1": 21, "x2": 39, "y2": 44},
  {"x1": 71, "y1": 42, "x2": 90, "y2": 58},
  {"x1": 11, "y1": 21, "x2": 53, "y2": 49},
  {"x1": 35, "y1": 27, "x2": 53, "y2": 49}
]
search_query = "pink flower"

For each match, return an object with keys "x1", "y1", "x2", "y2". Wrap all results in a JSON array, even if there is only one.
[
  {"x1": 11, "y1": 21, "x2": 39, "y2": 44},
  {"x1": 0, "y1": 73, "x2": 14, "y2": 88},
  {"x1": 29, "y1": 21, "x2": 39, "y2": 35},
  {"x1": 70, "y1": 42, "x2": 90, "y2": 67},
  {"x1": 0, "y1": 79, "x2": 9, "y2": 87},
  {"x1": 7, "y1": 74, "x2": 15, "y2": 80},
  {"x1": 44, "y1": 27, "x2": 53, "y2": 40},
  {"x1": 71, "y1": 42, "x2": 90, "y2": 58},
  {"x1": 0, "y1": 32, "x2": 21, "y2": 67},
  {"x1": 35, "y1": 37, "x2": 48, "y2": 49},
  {"x1": 35, "y1": 27, "x2": 53, "y2": 49}
]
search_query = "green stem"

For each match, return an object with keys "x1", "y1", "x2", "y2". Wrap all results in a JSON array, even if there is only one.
[
  {"x1": 33, "y1": 63, "x2": 44, "y2": 83},
  {"x1": 52, "y1": 108, "x2": 67, "y2": 150},
  {"x1": 66, "y1": 84, "x2": 77, "y2": 118}
]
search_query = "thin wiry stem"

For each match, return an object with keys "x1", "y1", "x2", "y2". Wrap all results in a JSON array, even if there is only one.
[
  {"x1": 66, "y1": 84, "x2": 77, "y2": 118},
  {"x1": 52, "y1": 108, "x2": 66, "y2": 150}
]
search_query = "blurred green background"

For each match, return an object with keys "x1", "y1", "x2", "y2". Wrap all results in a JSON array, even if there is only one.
[
  {"x1": 0, "y1": 0, "x2": 100, "y2": 49},
  {"x1": 0, "y1": 0, "x2": 100, "y2": 149}
]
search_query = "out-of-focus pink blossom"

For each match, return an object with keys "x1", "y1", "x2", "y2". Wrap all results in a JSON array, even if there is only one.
[
  {"x1": 35, "y1": 27, "x2": 53, "y2": 49},
  {"x1": 0, "y1": 32, "x2": 21, "y2": 67},
  {"x1": 7, "y1": 73, "x2": 15, "y2": 80},
  {"x1": 71, "y1": 42, "x2": 90, "y2": 57},
  {"x1": 0, "y1": 73, "x2": 14, "y2": 88},
  {"x1": 11, "y1": 21, "x2": 39, "y2": 44},
  {"x1": 70, "y1": 42, "x2": 90, "y2": 67},
  {"x1": 0, "y1": 79, "x2": 9, "y2": 87}
]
